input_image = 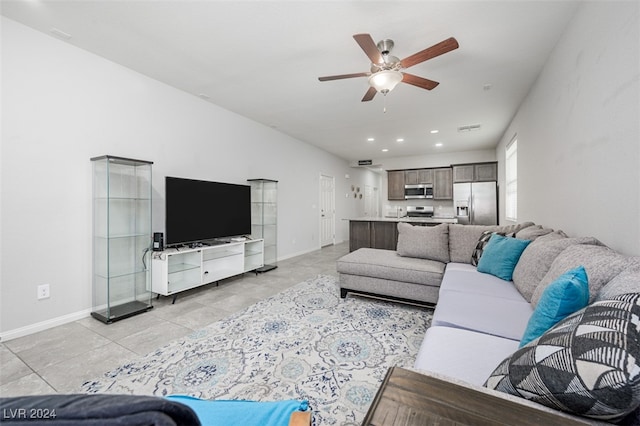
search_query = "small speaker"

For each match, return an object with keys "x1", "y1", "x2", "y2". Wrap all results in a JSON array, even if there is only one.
[{"x1": 153, "y1": 232, "x2": 164, "y2": 251}]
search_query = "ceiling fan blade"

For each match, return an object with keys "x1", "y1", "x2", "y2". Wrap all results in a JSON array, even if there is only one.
[
  {"x1": 402, "y1": 73, "x2": 439, "y2": 90},
  {"x1": 353, "y1": 33, "x2": 383, "y2": 64},
  {"x1": 400, "y1": 37, "x2": 459, "y2": 69},
  {"x1": 318, "y1": 72, "x2": 369, "y2": 82},
  {"x1": 361, "y1": 86, "x2": 377, "y2": 102}
]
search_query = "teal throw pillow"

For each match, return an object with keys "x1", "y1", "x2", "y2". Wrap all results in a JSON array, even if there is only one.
[
  {"x1": 519, "y1": 265, "x2": 589, "y2": 347},
  {"x1": 476, "y1": 234, "x2": 531, "y2": 281}
]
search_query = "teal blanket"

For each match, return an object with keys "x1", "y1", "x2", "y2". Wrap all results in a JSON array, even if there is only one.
[{"x1": 166, "y1": 396, "x2": 309, "y2": 426}]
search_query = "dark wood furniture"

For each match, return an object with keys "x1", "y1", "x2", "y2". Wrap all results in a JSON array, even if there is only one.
[
  {"x1": 452, "y1": 162, "x2": 498, "y2": 183},
  {"x1": 387, "y1": 167, "x2": 454, "y2": 201},
  {"x1": 349, "y1": 220, "x2": 450, "y2": 252},
  {"x1": 362, "y1": 367, "x2": 593, "y2": 426}
]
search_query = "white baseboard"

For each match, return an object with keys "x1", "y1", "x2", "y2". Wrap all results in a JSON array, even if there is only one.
[{"x1": 0, "y1": 308, "x2": 92, "y2": 342}]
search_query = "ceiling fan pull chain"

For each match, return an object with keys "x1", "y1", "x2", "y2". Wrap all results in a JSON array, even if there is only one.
[{"x1": 383, "y1": 93, "x2": 387, "y2": 113}]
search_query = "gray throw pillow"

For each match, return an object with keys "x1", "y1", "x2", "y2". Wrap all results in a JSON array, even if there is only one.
[
  {"x1": 531, "y1": 243, "x2": 631, "y2": 307},
  {"x1": 514, "y1": 225, "x2": 554, "y2": 241},
  {"x1": 396, "y1": 222, "x2": 450, "y2": 263},
  {"x1": 448, "y1": 224, "x2": 499, "y2": 264},
  {"x1": 596, "y1": 258, "x2": 640, "y2": 301},
  {"x1": 485, "y1": 293, "x2": 640, "y2": 421},
  {"x1": 512, "y1": 236, "x2": 601, "y2": 302}
]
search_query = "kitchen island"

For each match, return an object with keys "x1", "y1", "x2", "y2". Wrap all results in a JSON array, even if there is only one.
[{"x1": 347, "y1": 216, "x2": 457, "y2": 252}]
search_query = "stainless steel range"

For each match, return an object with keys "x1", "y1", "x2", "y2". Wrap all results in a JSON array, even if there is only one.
[{"x1": 406, "y1": 206, "x2": 434, "y2": 218}]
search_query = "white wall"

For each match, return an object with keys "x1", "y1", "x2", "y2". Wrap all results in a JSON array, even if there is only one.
[
  {"x1": 496, "y1": 1, "x2": 640, "y2": 256},
  {"x1": 0, "y1": 18, "x2": 377, "y2": 338}
]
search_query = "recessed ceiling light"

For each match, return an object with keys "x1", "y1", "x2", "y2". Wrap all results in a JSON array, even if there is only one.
[
  {"x1": 381, "y1": 148, "x2": 389, "y2": 152},
  {"x1": 430, "y1": 130, "x2": 439, "y2": 134},
  {"x1": 435, "y1": 143, "x2": 443, "y2": 147},
  {"x1": 396, "y1": 138, "x2": 404, "y2": 143},
  {"x1": 367, "y1": 138, "x2": 375, "y2": 142}
]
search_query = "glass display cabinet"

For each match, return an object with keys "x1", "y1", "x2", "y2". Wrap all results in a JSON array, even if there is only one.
[
  {"x1": 91, "y1": 155, "x2": 153, "y2": 323},
  {"x1": 248, "y1": 179, "x2": 278, "y2": 272}
]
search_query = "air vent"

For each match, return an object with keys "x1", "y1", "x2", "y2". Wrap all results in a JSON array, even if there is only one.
[
  {"x1": 457, "y1": 124, "x2": 482, "y2": 132},
  {"x1": 358, "y1": 160, "x2": 373, "y2": 166}
]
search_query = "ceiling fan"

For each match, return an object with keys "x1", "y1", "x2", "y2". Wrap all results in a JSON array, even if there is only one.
[{"x1": 318, "y1": 34, "x2": 459, "y2": 102}]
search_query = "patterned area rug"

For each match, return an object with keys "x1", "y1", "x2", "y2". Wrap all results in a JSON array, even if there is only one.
[{"x1": 80, "y1": 275, "x2": 433, "y2": 425}]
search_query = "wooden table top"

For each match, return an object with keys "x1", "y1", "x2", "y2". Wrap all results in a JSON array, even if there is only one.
[{"x1": 361, "y1": 367, "x2": 595, "y2": 426}]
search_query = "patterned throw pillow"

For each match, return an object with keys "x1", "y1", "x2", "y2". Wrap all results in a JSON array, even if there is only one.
[
  {"x1": 471, "y1": 230, "x2": 504, "y2": 266},
  {"x1": 485, "y1": 293, "x2": 640, "y2": 421}
]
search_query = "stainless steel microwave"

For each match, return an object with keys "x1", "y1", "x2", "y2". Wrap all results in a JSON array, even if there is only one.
[{"x1": 405, "y1": 184, "x2": 433, "y2": 199}]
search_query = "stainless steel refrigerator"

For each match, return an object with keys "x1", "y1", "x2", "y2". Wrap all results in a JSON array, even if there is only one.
[{"x1": 453, "y1": 181, "x2": 497, "y2": 225}]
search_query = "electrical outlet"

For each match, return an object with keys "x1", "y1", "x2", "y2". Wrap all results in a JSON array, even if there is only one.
[{"x1": 37, "y1": 284, "x2": 50, "y2": 300}]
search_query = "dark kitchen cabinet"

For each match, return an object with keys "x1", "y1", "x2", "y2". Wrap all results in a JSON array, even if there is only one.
[
  {"x1": 387, "y1": 171, "x2": 406, "y2": 200},
  {"x1": 433, "y1": 168, "x2": 453, "y2": 200},
  {"x1": 349, "y1": 221, "x2": 371, "y2": 252},
  {"x1": 371, "y1": 222, "x2": 398, "y2": 251},
  {"x1": 418, "y1": 169, "x2": 434, "y2": 184},
  {"x1": 350, "y1": 221, "x2": 396, "y2": 252},
  {"x1": 405, "y1": 169, "x2": 434, "y2": 185},
  {"x1": 475, "y1": 163, "x2": 498, "y2": 181},
  {"x1": 453, "y1": 162, "x2": 497, "y2": 183}
]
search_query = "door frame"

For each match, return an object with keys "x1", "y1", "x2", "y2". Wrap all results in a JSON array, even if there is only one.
[{"x1": 319, "y1": 173, "x2": 335, "y2": 248}]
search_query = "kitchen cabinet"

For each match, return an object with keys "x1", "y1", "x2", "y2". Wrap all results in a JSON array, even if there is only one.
[
  {"x1": 453, "y1": 162, "x2": 497, "y2": 183},
  {"x1": 405, "y1": 170, "x2": 418, "y2": 185},
  {"x1": 350, "y1": 220, "x2": 396, "y2": 252},
  {"x1": 475, "y1": 163, "x2": 498, "y2": 181},
  {"x1": 433, "y1": 168, "x2": 453, "y2": 200},
  {"x1": 405, "y1": 169, "x2": 434, "y2": 185},
  {"x1": 418, "y1": 169, "x2": 434, "y2": 184},
  {"x1": 371, "y1": 222, "x2": 398, "y2": 251},
  {"x1": 387, "y1": 170, "x2": 406, "y2": 200},
  {"x1": 349, "y1": 221, "x2": 371, "y2": 252},
  {"x1": 349, "y1": 219, "x2": 449, "y2": 252}
]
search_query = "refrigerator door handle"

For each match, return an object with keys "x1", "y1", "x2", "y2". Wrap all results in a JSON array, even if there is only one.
[{"x1": 469, "y1": 195, "x2": 473, "y2": 224}]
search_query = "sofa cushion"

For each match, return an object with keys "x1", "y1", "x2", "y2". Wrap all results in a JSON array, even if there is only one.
[
  {"x1": 512, "y1": 236, "x2": 602, "y2": 302},
  {"x1": 514, "y1": 224, "x2": 554, "y2": 241},
  {"x1": 441, "y1": 263, "x2": 525, "y2": 301},
  {"x1": 336, "y1": 248, "x2": 445, "y2": 287},
  {"x1": 448, "y1": 224, "x2": 499, "y2": 264},
  {"x1": 485, "y1": 293, "x2": 640, "y2": 421},
  {"x1": 531, "y1": 244, "x2": 631, "y2": 307},
  {"x1": 519, "y1": 266, "x2": 589, "y2": 347},
  {"x1": 396, "y1": 222, "x2": 450, "y2": 263},
  {"x1": 414, "y1": 326, "x2": 519, "y2": 386},
  {"x1": 596, "y1": 258, "x2": 640, "y2": 301},
  {"x1": 433, "y1": 289, "x2": 533, "y2": 341},
  {"x1": 470, "y1": 230, "x2": 504, "y2": 266},
  {"x1": 477, "y1": 234, "x2": 531, "y2": 281}
]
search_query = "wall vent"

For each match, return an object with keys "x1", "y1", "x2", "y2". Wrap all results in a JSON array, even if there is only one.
[{"x1": 457, "y1": 124, "x2": 482, "y2": 132}]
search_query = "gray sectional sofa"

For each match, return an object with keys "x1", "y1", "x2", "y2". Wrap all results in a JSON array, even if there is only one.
[{"x1": 337, "y1": 222, "x2": 640, "y2": 424}]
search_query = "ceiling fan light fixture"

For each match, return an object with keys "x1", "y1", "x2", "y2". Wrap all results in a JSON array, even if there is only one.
[{"x1": 368, "y1": 70, "x2": 403, "y2": 94}]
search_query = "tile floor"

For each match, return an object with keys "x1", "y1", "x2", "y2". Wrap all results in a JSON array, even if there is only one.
[{"x1": 0, "y1": 243, "x2": 349, "y2": 397}]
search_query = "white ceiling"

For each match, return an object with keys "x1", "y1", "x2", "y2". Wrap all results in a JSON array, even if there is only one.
[{"x1": 1, "y1": 0, "x2": 581, "y2": 162}]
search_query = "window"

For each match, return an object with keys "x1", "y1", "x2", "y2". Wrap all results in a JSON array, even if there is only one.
[{"x1": 505, "y1": 137, "x2": 518, "y2": 221}]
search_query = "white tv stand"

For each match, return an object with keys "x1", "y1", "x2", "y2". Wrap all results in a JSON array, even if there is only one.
[{"x1": 151, "y1": 239, "x2": 264, "y2": 302}]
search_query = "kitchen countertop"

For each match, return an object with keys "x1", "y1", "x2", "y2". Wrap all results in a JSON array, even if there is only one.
[{"x1": 347, "y1": 216, "x2": 458, "y2": 224}]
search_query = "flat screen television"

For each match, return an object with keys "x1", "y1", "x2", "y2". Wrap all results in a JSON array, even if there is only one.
[{"x1": 165, "y1": 176, "x2": 251, "y2": 246}]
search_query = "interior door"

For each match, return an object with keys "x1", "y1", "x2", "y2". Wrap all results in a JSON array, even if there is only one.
[
  {"x1": 320, "y1": 174, "x2": 335, "y2": 247},
  {"x1": 364, "y1": 185, "x2": 381, "y2": 217}
]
